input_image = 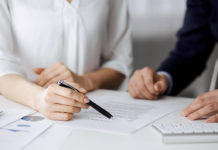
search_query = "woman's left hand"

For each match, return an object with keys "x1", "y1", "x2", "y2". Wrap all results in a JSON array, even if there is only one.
[{"x1": 34, "y1": 62, "x2": 86, "y2": 88}]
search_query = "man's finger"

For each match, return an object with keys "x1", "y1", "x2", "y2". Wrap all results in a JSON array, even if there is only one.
[
  {"x1": 182, "y1": 94, "x2": 216, "y2": 117},
  {"x1": 130, "y1": 74, "x2": 157, "y2": 100},
  {"x1": 135, "y1": 82, "x2": 157, "y2": 100},
  {"x1": 154, "y1": 79, "x2": 168, "y2": 95},
  {"x1": 206, "y1": 114, "x2": 218, "y2": 123},
  {"x1": 128, "y1": 82, "x2": 139, "y2": 99},
  {"x1": 187, "y1": 103, "x2": 218, "y2": 120},
  {"x1": 142, "y1": 67, "x2": 156, "y2": 95}
]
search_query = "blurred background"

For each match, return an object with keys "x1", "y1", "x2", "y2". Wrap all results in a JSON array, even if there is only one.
[{"x1": 128, "y1": 0, "x2": 218, "y2": 98}]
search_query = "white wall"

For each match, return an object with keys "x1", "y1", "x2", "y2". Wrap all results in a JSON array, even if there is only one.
[{"x1": 128, "y1": 0, "x2": 186, "y2": 39}]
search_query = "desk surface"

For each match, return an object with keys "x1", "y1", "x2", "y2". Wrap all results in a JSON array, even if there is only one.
[
  {"x1": 60, "y1": 90, "x2": 218, "y2": 150},
  {"x1": 1, "y1": 90, "x2": 218, "y2": 150}
]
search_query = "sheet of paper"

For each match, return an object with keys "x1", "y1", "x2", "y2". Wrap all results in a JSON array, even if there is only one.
[
  {"x1": 24, "y1": 125, "x2": 72, "y2": 150},
  {"x1": 0, "y1": 113, "x2": 53, "y2": 150},
  {"x1": 0, "y1": 96, "x2": 35, "y2": 127},
  {"x1": 56, "y1": 95, "x2": 179, "y2": 134},
  {"x1": 0, "y1": 110, "x2": 35, "y2": 128}
]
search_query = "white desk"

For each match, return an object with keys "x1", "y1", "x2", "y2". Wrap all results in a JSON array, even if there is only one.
[
  {"x1": 60, "y1": 90, "x2": 218, "y2": 150},
  {"x1": 1, "y1": 90, "x2": 218, "y2": 150}
]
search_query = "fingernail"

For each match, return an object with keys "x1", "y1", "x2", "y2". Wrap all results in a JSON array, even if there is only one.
[
  {"x1": 188, "y1": 115, "x2": 193, "y2": 120},
  {"x1": 205, "y1": 119, "x2": 210, "y2": 123},
  {"x1": 85, "y1": 105, "x2": 90, "y2": 109},
  {"x1": 181, "y1": 111, "x2": 186, "y2": 117},
  {"x1": 157, "y1": 85, "x2": 161, "y2": 91},
  {"x1": 84, "y1": 97, "x2": 90, "y2": 103},
  {"x1": 81, "y1": 88, "x2": 86, "y2": 92},
  {"x1": 206, "y1": 119, "x2": 213, "y2": 123}
]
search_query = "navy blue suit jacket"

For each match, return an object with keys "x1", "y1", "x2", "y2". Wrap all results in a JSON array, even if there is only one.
[{"x1": 158, "y1": 0, "x2": 218, "y2": 95}]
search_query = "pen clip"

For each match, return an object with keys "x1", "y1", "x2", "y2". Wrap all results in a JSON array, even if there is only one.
[
  {"x1": 58, "y1": 80, "x2": 113, "y2": 119},
  {"x1": 58, "y1": 80, "x2": 80, "y2": 93}
]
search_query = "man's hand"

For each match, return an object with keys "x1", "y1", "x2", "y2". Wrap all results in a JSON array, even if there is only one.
[
  {"x1": 128, "y1": 67, "x2": 169, "y2": 100},
  {"x1": 182, "y1": 90, "x2": 218, "y2": 123},
  {"x1": 34, "y1": 62, "x2": 87, "y2": 89}
]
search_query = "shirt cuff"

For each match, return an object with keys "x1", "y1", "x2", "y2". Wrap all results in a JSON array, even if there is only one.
[{"x1": 157, "y1": 71, "x2": 173, "y2": 95}]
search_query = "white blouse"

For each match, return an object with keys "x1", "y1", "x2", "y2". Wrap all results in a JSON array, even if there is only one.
[{"x1": 0, "y1": 0, "x2": 133, "y2": 89}]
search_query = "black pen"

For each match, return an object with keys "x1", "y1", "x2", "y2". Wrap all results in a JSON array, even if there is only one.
[{"x1": 58, "y1": 80, "x2": 113, "y2": 119}]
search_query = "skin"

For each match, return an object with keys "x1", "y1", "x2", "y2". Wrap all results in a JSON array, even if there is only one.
[
  {"x1": 0, "y1": 75, "x2": 89, "y2": 121},
  {"x1": 128, "y1": 67, "x2": 218, "y2": 123},
  {"x1": 0, "y1": 0, "x2": 125, "y2": 121},
  {"x1": 0, "y1": 62, "x2": 124, "y2": 121},
  {"x1": 182, "y1": 90, "x2": 218, "y2": 123},
  {"x1": 33, "y1": 61, "x2": 125, "y2": 91},
  {"x1": 128, "y1": 67, "x2": 169, "y2": 100}
]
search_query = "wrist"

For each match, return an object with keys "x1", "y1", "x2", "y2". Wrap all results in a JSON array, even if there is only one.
[
  {"x1": 157, "y1": 71, "x2": 173, "y2": 95},
  {"x1": 28, "y1": 85, "x2": 45, "y2": 111},
  {"x1": 82, "y1": 74, "x2": 99, "y2": 91}
]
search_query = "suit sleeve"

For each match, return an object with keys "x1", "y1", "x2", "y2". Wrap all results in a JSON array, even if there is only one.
[{"x1": 158, "y1": 0, "x2": 216, "y2": 95}]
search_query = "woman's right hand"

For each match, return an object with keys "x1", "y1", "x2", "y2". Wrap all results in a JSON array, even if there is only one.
[{"x1": 34, "y1": 81, "x2": 89, "y2": 121}]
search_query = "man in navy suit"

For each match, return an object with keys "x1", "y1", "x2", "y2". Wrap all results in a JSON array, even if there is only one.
[{"x1": 128, "y1": 0, "x2": 218, "y2": 122}]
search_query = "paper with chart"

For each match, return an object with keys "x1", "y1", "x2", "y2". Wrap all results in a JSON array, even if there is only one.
[
  {"x1": 24, "y1": 125, "x2": 72, "y2": 150},
  {"x1": 57, "y1": 95, "x2": 179, "y2": 134},
  {"x1": 0, "y1": 96, "x2": 35, "y2": 127},
  {"x1": 0, "y1": 113, "x2": 53, "y2": 150}
]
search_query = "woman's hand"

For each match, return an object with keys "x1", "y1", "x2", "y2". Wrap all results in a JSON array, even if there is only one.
[
  {"x1": 34, "y1": 62, "x2": 89, "y2": 89},
  {"x1": 182, "y1": 90, "x2": 218, "y2": 123},
  {"x1": 34, "y1": 81, "x2": 89, "y2": 121}
]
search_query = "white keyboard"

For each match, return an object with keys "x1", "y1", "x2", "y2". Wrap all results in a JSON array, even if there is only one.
[{"x1": 152, "y1": 111, "x2": 218, "y2": 144}]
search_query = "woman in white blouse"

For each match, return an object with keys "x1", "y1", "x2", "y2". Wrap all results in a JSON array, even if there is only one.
[{"x1": 0, "y1": 0, "x2": 133, "y2": 120}]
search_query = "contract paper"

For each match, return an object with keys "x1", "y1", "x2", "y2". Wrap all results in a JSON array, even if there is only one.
[{"x1": 57, "y1": 95, "x2": 179, "y2": 134}]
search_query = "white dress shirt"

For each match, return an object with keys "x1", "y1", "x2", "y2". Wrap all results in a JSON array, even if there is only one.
[{"x1": 0, "y1": 0, "x2": 133, "y2": 89}]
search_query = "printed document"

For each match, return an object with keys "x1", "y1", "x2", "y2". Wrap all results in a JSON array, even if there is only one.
[{"x1": 57, "y1": 95, "x2": 179, "y2": 134}]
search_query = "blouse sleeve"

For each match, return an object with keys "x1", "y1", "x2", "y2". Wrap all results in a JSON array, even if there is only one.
[
  {"x1": 0, "y1": 0, "x2": 25, "y2": 77},
  {"x1": 101, "y1": 0, "x2": 133, "y2": 81}
]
